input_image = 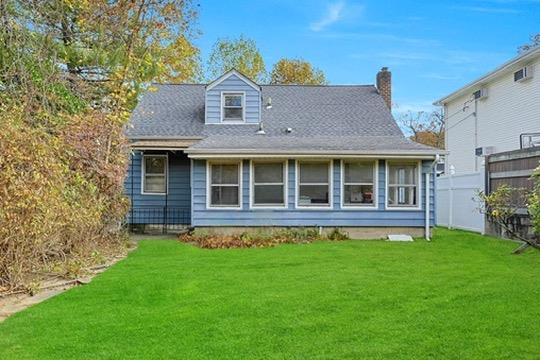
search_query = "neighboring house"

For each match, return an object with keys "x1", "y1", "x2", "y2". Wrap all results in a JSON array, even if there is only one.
[
  {"x1": 124, "y1": 68, "x2": 442, "y2": 238},
  {"x1": 434, "y1": 47, "x2": 540, "y2": 232}
]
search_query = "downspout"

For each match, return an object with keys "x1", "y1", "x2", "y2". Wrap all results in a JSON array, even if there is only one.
[
  {"x1": 425, "y1": 154, "x2": 440, "y2": 241},
  {"x1": 473, "y1": 99, "x2": 478, "y2": 172},
  {"x1": 130, "y1": 151, "x2": 134, "y2": 231}
]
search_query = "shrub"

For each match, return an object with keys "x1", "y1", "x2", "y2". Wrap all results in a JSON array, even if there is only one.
[
  {"x1": 325, "y1": 228, "x2": 350, "y2": 241},
  {"x1": 528, "y1": 166, "x2": 540, "y2": 236},
  {"x1": 179, "y1": 228, "x2": 348, "y2": 249},
  {"x1": 0, "y1": 107, "x2": 127, "y2": 292}
]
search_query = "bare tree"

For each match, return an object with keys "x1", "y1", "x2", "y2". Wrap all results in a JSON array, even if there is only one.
[
  {"x1": 397, "y1": 109, "x2": 445, "y2": 149},
  {"x1": 518, "y1": 33, "x2": 540, "y2": 53}
]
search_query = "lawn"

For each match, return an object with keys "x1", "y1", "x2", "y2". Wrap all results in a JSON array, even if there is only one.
[{"x1": 1, "y1": 229, "x2": 539, "y2": 359}]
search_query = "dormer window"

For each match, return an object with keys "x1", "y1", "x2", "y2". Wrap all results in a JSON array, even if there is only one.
[{"x1": 222, "y1": 92, "x2": 244, "y2": 122}]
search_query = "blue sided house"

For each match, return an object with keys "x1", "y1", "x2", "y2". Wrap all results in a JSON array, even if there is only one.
[{"x1": 125, "y1": 68, "x2": 443, "y2": 238}]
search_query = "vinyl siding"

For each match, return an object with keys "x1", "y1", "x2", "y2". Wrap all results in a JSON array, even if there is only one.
[
  {"x1": 191, "y1": 159, "x2": 435, "y2": 227},
  {"x1": 205, "y1": 74, "x2": 261, "y2": 124},
  {"x1": 125, "y1": 151, "x2": 191, "y2": 224},
  {"x1": 445, "y1": 55, "x2": 540, "y2": 175}
]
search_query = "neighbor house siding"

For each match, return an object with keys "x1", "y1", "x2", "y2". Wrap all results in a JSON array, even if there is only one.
[
  {"x1": 445, "y1": 55, "x2": 540, "y2": 175},
  {"x1": 205, "y1": 74, "x2": 261, "y2": 124},
  {"x1": 125, "y1": 151, "x2": 191, "y2": 224},
  {"x1": 191, "y1": 159, "x2": 434, "y2": 227}
]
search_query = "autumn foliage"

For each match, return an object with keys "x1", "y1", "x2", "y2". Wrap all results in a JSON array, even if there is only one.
[
  {"x1": 179, "y1": 228, "x2": 349, "y2": 249},
  {"x1": 0, "y1": 0, "x2": 199, "y2": 292}
]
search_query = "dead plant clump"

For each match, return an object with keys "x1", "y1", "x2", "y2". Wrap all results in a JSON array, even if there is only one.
[
  {"x1": 0, "y1": 116, "x2": 129, "y2": 295},
  {"x1": 179, "y1": 228, "x2": 350, "y2": 249}
]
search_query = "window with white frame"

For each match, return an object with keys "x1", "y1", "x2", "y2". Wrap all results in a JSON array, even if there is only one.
[
  {"x1": 252, "y1": 161, "x2": 286, "y2": 207},
  {"x1": 342, "y1": 160, "x2": 376, "y2": 207},
  {"x1": 387, "y1": 162, "x2": 419, "y2": 208},
  {"x1": 209, "y1": 162, "x2": 241, "y2": 207},
  {"x1": 297, "y1": 161, "x2": 331, "y2": 207},
  {"x1": 222, "y1": 93, "x2": 244, "y2": 122},
  {"x1": 142, "y1": 155, "x2": 167, "y2": 194}
]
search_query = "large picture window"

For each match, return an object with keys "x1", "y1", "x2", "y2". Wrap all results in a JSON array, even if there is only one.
[
  {"x1": 222, "y1": 93, "x2": 244, "y2": 122},
  {"x1": 251, "y1": 161, "x2": 286, "y2": 207},
  {"x1": 342, "y1": 160, "x2": 376, "y2": 207},
  {"x1": 142, "y1": 155, "x2": 167, "y2": 194},
  {"x1": 297, "y1": 161, "x2": 331, "y2": 207},
  {"x1": 387, "y1": 162, "x2": 419, "y2": 208},
  {"x1": 208, "y1": 162, "x2": 241, "y2": 208}
]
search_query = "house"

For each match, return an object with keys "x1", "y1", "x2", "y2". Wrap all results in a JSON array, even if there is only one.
[
  {"x1": 124, "y1": 68, "x2": 442, "y2": 238},
  {"x1": 434, "y1": 47, "x2": 540, "y2": 232}
]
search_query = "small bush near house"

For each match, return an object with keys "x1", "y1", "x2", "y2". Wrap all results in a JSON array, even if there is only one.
[
  {"x1": 325, "y1": 227, "x2": 351, "y2": 241},
  {"x1": 179, "y1": 228, "x2": 349, "y2": 249},
  {"x1": 528, "y1": 166, "x2": 540, "y2": 236}
]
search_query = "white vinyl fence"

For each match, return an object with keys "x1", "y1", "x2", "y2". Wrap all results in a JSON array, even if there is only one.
[{"x1": 436, "y1": 172, "x2": 485, "y2": 233}]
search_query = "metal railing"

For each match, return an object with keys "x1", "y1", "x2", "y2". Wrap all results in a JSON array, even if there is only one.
[{"x1": 127, "y1": 207, "x2": 191, "y2": 233}]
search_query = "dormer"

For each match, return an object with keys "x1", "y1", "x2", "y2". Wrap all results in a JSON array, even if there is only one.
[{"x1": 205, "y1": 70, "x2": 261, "y2": 124}]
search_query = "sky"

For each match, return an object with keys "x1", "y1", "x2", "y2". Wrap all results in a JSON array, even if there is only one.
[{"x1": 194, "y1": 0, "x2": 539, "y2": 114}]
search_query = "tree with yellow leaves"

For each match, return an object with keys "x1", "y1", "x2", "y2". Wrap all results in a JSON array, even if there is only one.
[{"x1": 270, "y1": 58, "x2": 327, "y2": 85}]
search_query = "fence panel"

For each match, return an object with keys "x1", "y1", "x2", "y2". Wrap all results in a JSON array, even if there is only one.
[
  {"x1": 485, "y1": 147, "x2": 540, "y2": 239},
  {"x1": 487, "y1": 148, "x2": 540, "y2": 207},
  {"x1": 436, "y1": 172, "x2": 485, "y2": 233}
]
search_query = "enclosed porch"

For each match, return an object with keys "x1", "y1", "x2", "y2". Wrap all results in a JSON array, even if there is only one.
[{"x1": 124, "y1": 142, "x2": 193, "y2": 232}]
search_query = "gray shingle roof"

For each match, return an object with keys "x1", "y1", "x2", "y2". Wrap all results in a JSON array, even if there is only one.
[
  {"x1": 127, "y1": 83, "x2": 441, "y2": 154},
  {"x1": 188, "y1": 135, "x2": 438, "y2": 155}
]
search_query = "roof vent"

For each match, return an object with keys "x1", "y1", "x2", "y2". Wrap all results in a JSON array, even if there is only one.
[
  {"x1": 256, "y1": 121, "x2": 266, "y2": 135},
  {"x1": 514, "y1": 66, "x2": 533, "y2": 82},
  {"x1": 265, "y1": 97, "x2": 272, "y2": 109}
]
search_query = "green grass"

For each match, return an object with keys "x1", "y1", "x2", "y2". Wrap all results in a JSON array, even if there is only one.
[{"x1": 1, "y1": 229, "x2": 539, "y2": 359}]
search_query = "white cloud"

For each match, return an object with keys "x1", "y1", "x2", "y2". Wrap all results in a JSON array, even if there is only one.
[{"x1": 310, "y1": 1, "x2": 347, "y2": 32}]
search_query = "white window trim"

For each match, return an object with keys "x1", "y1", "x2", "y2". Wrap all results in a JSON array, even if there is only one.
[
  {"x1": 385, "y1": 160, "x2": 422, "y2": 211},
  {"x1": 249, "y1": 160, "x2": 288, "y2": 209},
  {"x1": 220, "y1": 91, "x2": 246, "y2": 123},
  {"x1": 295, "y1": 159, "x2": 333, "y2": 210},
  {"x1": 340, "y1": 160, "x2": 378, "y2": 210},
  {"x1": 141, "y1": 154, "x2": 168, "y2": 195},
  {"x1": 206, "y1": 160, "x2": 243, "y2": 210}
]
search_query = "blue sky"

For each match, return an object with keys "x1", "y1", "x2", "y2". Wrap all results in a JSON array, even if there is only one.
[{"x1": 195, "y1": 0, "x2": 539, "y2": 113}]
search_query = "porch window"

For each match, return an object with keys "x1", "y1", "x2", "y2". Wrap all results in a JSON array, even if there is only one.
[
  {"x1": 222, "y1": 93, "x2": 244, "y2": 122},
  {"x1": 142, "y1": 155, "x2": 167, "y2": 195},
  {"x1": 297, "y1": 161, "x2": 331, "y2": 207},
  {"x1": 342, "y1": 160, "x2": 376, "y2": 207},
  {"x1": 387, "y1": 161, "x2": 420, "y2": 208},
  {"x1": 251, "y1": 161, "x2": 286, "y2": 207},
  {"x1": 208, "y1": 162, "x2": 241, "y2": 208}
]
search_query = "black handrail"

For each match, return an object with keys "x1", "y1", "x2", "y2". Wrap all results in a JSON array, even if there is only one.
[{"x1": 127, "y1": 207, "x2": 190, "y2": 233}]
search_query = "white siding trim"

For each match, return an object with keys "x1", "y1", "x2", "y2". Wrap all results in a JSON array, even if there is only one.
[
  {"x1": 249, "y1": 160, "x2": 288, "y2": 209},
  {"x1": 385, "y1": 160, "x2": 422, "y2": 211},
  {"x1": 205, "y1": 160, "x2": 243, "y2": 210},
  {"x1": 295, "y1": 159, "x2": 334, "y2": 210},
  {"x1": 141, "y1": 153, "x2": 168, "y2": 196},
  {"x1": 188, "y1": 153, "x2": 439, "y2": 159},
  {"x1": 340, "y1": 159, "x2": 378, "y2": 210},
  {"x1": 206, "y1": 69, "x2": 260, "y2": 91},
  {"x1": 220, "y1": 91, "x2": 246, "y2": 123}
]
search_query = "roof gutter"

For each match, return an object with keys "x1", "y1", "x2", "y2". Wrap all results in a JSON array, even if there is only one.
[
  {"x1": 433, "y1": 47, "x2": 540, "y2": 106},
  {"x1": 186, "y1": 149, "x2": 445, "y2": 159},
  {"x1": 127, "y1": 136, "x2": 204, "y2": 140}
]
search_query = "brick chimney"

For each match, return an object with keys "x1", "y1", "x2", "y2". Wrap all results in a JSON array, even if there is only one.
[{"x1": 376, "y1": 67, "x2": 391, "y2": 109}]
